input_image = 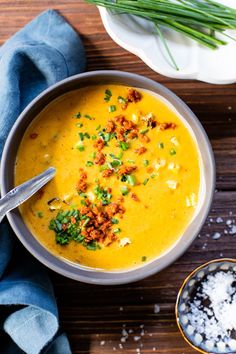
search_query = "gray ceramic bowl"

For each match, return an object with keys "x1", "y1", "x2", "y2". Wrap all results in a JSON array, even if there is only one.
[{"x1": 1, "y1": 71, "x2": 215, "y2": 285}]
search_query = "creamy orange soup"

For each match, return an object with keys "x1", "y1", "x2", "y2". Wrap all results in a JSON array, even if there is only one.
[{"x1": 15, "y1": 85, "x2": 201, "y2": 271}]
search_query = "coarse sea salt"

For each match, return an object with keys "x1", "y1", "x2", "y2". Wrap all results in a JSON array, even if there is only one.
[{"x1": 187, "y1": 270, "x2": 236, "y2": 351}]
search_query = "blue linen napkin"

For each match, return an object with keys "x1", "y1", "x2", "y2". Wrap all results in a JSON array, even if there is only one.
[{"x1": 0, "y1": 9, "x2": 86, "y2": 353}]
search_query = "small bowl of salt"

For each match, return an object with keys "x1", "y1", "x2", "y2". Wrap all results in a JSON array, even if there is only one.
[{"x1": 176, "y1": 259, "x2": 236, "y2": 354}]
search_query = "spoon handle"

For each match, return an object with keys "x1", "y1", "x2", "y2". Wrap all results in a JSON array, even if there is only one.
[{"x1": 0, "y1": 167, "x2": 56, "y2": 223}]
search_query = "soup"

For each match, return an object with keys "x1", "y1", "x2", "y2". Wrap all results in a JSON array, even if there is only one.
[{"x1": 15, "y1": 85, "x2": 201, "y2": 271}]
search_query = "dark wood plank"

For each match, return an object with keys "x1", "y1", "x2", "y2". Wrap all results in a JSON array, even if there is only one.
[{"x1": 0, "y1": 1, "x2": 235, "y2": 353}]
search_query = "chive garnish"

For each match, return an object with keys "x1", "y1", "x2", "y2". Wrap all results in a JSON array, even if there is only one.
[
  {"x1": 84, "y1": 114, "x2": 94, "y2": 120},
  {"x1": 76, "y1": 123, "x2": 83, "y2": 128},
  {"x1": 79, "y1": 132, "x2": 84, "y2": 141},
  {"x1": 111, "y1": 159, "x2": 122, "y2": 168},
  {"x1": 143, "y1": 160, "x2": 149, "y2": 167},
  {"x1": 158, "y1": 142, "x2": 164, "y2": 149},
  {"x1": 119, "y1": 141, "x2": 129, "y2": 151},
  {"x1": 121, "y1": 186, "x2": 129, "y2": 196},
  {"x1": 90, "y1": 152, "x2": 96, "y2": 159},
  {"x1": 109, "y1": 105, "x2": 116, "y2": 113},
  {"x1": 74, "y1": 142, "x2": 85, "y2": 151},
  {"x1": 104, "y1": 89, "x2": 112, "y2": 102},
  {"x1": 142, "y1": 256, "x2": 147, "y2": 262},
  {"x1": 94, "y1": 184, "x2": 112, "y2": 205},
  {"x1": 127, "y1": 175, "x2": 136, "y2": 186},
  {"x1": 86, "y1": 161, "x2": 94, "y2": 167},
  {"x1": 111, "y1": 218, "x2": 119, "y2": 224},
  {"x1": 118, "y1": 151, "x2": 123, "y2": 159},
  {"x1": 91, "y1": 134, "x2": 97, "y2": 140},
  {"x1": 109, "y1": 153, "x2": 121, "y2": 160},
  {"x1": 140, "y1": 128, "x2": 149, "y2": 134},
  {"x1": 113, "y1": 228, "x2": 121, "y2": 234},
  {"x1": 75, "y1": 112, "x2": 81, "y2": 119},
  {"x1": 78, "y1": 145, "x2": 85, "y2": 152},
  {"x1": 96, "y1": 125, "x2": 101, "y2": 131},
  {"x1": 118, "y1": 96, "x2": 127, "y2": 104},
  {"x1": 79, "y1": 132, "x2": 90, "y2": 141},
  {"x1": 37, "y1": 212, "x2": 44, "y2": 218},
  {"x1": 143, "y1": 178, "x2": 149, "y2": 186},
  {"x1": 170, "y1": 148, "x2": 176, "y2": 156}
]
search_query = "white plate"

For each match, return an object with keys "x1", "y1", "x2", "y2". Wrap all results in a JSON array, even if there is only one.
[{"x1": 98, "y1": 0, "x2": 236, "y2": 84}]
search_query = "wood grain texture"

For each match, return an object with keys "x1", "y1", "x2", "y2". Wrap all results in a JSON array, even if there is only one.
[{"x1": 0, "y1": 1, "x2": 235, "y2": 353}]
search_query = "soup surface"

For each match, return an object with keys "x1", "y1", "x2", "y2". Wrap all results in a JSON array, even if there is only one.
[{"x1": 15, "y1": 85, "x2": 201, "y2": 270}]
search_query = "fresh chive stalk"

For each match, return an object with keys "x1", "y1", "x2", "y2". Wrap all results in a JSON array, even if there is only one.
[{"x1": 86, "y1": 0, "x2": 236, "y2": 69}]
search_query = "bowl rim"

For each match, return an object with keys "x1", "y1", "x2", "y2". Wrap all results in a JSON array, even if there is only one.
[
  {"x1": 0, "y1": 70, "x2": 216, "y2": 285},
  {"x1": 175, "y1": 258, "x2": 236, "y2": 354}
]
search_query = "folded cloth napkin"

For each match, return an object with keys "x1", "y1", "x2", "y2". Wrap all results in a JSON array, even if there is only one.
[{"x1": 0, "y1": 9, "x2": 86, "y2": 353}]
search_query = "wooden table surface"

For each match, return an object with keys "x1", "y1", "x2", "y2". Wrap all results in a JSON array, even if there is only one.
[{"x1": 0, "y1": 1, "x2": 236, "y2": 353}]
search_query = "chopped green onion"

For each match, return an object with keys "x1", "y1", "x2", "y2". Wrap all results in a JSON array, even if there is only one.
[
  {"x1": 96, "y1": 125, "x2": 101, "y2": 131},
  {"x1": 74, "y1": 141, "x2": 85, "y2": 151},
  {"x1": 121, "y1": 186, "x2": 129, "y2": 196},
  {"x1": 140, "y1": 128, "x2": 149, "y2": 134},
  {"x1": 91, "y1": 134, "x2": 97, "y2": 140},
  {"x1": 142, "y1": 256, "x2": 147, "y2": 262},
  {"x1": 113, "y1": 228, "x2": 121, "y2": 234},
  {"x1": 90, "y1": 152, "x2": 96, "y2": 159},
  {"x1": 86, "y1": 241, "x2": 100, "y2": 251},
  {"x1": 127, "y1": 159, "x2": 135, "y2": 164},
  {"x1": 127, "y1": 174, "x2": 136, "y2": 186},
  {"x1": 158, "y1": 142, "x2": 164, "y2": 149},
  {"x1": 104, "y1": 89, "x2": 112, "y2": 102},
  {"x1": 111, "y1": 218, "x2": 119, "y2": 224},
  {"x1": 84, "y1": 114, "x2": 94, "y2": 120},
  {"x1": 37, "y1": 211, "x2": 44, "y2": 218},
  {"x1": 84, "y1": 132, "x2": 90, "y2": 139},
  {"x1": 170, "y1": 148, "x2": 176, "y2": 156},
  {"x1": 143, "y1": 160, "x2": 149, "y2": 167},
  {"x1": 118, "y1": 96, "x2": 127, "y2": 104},
  {"x1": 75, "y1": 112, "x2": 81, "y2": 119},
  {"x1": 86, "y1": 161, "x2": 94, "y2": 167},
  {"x1": 109, "y1": 105, "x2": 116, "y2": 113},
  {"x1": 118, "y1": 151, "x2": 123, "y2": 159},
  {"x1": 111, "y1": 159, "x2": 122, "y2": 168},
  {"x1": 121, "y1": 175, "x2": 127, "y2": 182},
  {"x1": 76, "y1": 123, "x2": 83, "y2": 128},
  {"x1": 143, "y1": 178, "x2": 149, "y2": 186},
  {"x1": 119, "y1": 141, "x2": 129, "y2": 151},
  {"x1": 79, "y1": 132, "x2": 84, "y2": 141},
  {"x1": 109, "y1": 153, "x2": 121, "y2": 160}
]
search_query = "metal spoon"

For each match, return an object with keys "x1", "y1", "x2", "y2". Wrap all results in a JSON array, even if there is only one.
[{"x1": 0, "y1": 167, "x2": 56, "y2": 223}]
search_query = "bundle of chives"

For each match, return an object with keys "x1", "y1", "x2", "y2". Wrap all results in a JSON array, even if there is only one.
[{"x1": 86, "y1": 0, "x2": 236, "y2": 70}]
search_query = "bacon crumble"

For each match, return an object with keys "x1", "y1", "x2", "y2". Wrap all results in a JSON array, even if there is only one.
[
  {"x1": 118, "y1": 165, "x2": 137, "y2": 176},
  {"x1": 134, "y1": 146, "x2": 147, "y2": 155},
  {"x1": 93, "y1": 138, "x2": 105, "y2": 151},
  {"x1": 30, "y1": 133, "x2": 38, "y2": 139},
  {"x1": 79, "y1": 199, "x2": 125, "y2": 245},
  {"x1": 76, "y1": 169, "x2": 87, "y2": 193},
  {"x1": 94, "y1": 152, "x2": 106, "y2": 165},
  {"x1": 131, "y1": 193, "x2": 140, "y2": 202},
  {"x1": 102, "y1": 169, "x2": 113, "y2": 178},
  {"x1": 158, "y1": 122, "x2": 177, "y2": 130},
  {"x1": 127, "y1": 88, "x2": 142, "y2": 103}
]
